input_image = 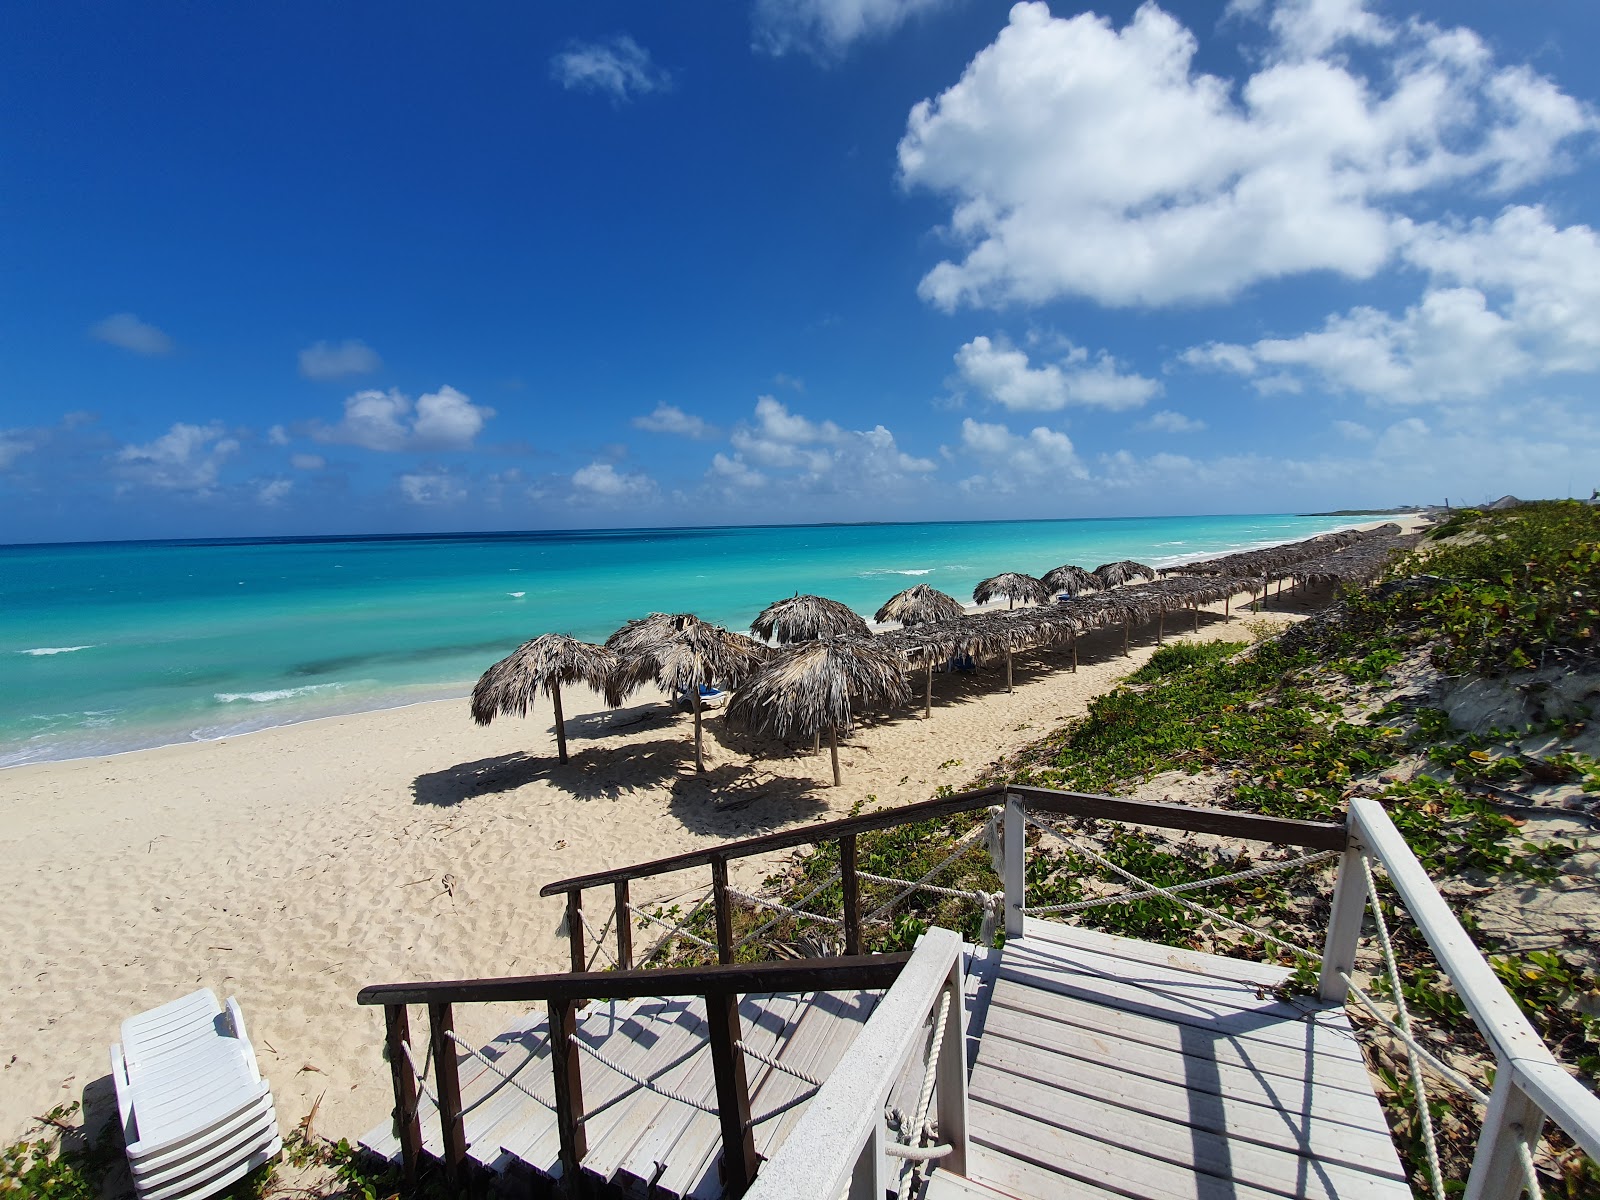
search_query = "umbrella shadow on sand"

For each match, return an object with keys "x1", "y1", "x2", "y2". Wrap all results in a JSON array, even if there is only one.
[
  {"x1": 666, "y1": 766, "x2": 826, "y2": 833},
  {"x1": 412, "y1": 736, "x2": 696, "y2": 807}
]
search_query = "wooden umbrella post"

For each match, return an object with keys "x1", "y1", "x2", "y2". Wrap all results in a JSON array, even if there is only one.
[
  {"x1": 1122, "y1": 618, "x2": 1130, "y2": 657},
  {"x1": 693, "y1": 688, "x2": 705, "y2": 773},
  {"x1": 1005, "y1": 648, "x2": 1014, "y2": 694},
  {"x1": 1192, "y1": 603, "x2": 1200, "y2": 633},
  {"x1": 828, "y1": 726, "x2": 841, "y2": 787},
  {"x1": 924, "y1": 661, "x2": 933, "y2": 719},
  {"x1": 551, "y1": 682, "x2": 567, "y2": 764}
]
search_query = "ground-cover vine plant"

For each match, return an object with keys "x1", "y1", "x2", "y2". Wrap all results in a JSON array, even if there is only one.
[{"x1": 683, "y1": 502, "x2": 1600, "y2": 1196}]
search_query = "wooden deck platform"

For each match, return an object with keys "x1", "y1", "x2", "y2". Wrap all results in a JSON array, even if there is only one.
[
  {"x1": 361, "y1": 986, "x2": 888, "y2": 1198},
  {"x1": 936, "y1": 919, "x2": 1410, "y2": 1200},
  {"x1": 364, "y1": 919, "x2": 1409, "y2": 1199}
]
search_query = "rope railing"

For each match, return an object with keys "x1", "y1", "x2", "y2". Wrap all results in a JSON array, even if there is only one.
[
  {"x1": 862, "y1": 817, "x2": 996, "y2": 927},
  {"x1": 1023, "y1": 812, "x2": 1325, "y2": 961},
  {"x1": 1022, "y1": 846, "x2": 1339, "y2": 916},
  {"x1": 730, "y1": 869, "x2": 845, "y2": 949},
  {"x1": 444, "y1": 1030, "x2": 557, "y2": 1112},
  {"x1": 628, "y1": 895, "x2": 718, "y2": 958}
]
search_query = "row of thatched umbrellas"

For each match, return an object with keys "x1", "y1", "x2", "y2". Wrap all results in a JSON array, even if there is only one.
[{"x1": 471, "y1": 530, "x2": 1416, "y2": 787}]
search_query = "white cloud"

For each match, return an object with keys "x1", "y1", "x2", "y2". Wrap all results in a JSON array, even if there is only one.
[
  {"x1": 728, "y1": 396, "x2": 936, "y2": 492},
  {"x1": 752, "y1": 0, "x2": 953, "y2": 60},
  {"x1": 1334, "y1": 420, "x2": 1373, "y2": 440},
  {"x1": 1135, "y1": 410, "x2": 1207, "y2": 433},
  {"x1": 955, "y1": 336, "x2": 1160, "y2": 412},
  {"x1": 957, "y1": 416, "x2": 1086, "y2": 493},
  {"x1": 90, "y1": 313, "x2": 173, "y2": 356},
  {"x1": 632, "y1": 403, "x2": 718, "y2": 439},
  {"x1": 1190, "y1": 207, "x2": 1600, "y2": 403},
  {"x1": 268, "y1": 424, "x2": 291, "y2": 446},
  {"x1": 299, "y1": 339, "x2": 381, "y2": 380},
  {"x1": 290, "y1": 453, "x2": 326, "y2": 470},
  {"x1": 551, "y1": 36, "x2": 670, "y2": 103},
  {"x1": 0, "y1": 430, "x2": 36, "y2": 470},
  {"x1": 257, "y1": 479, "x2": 293, "y2": 506},
  {"x1": 898, "y1": 1, "x2": 1595, "y2": 310},
  {"x1": 708, "y1": 453, "x2": 767, "y2": 489},
  {"x1": 399, "y1": 472, "x2": 466, "y2": 506},
  {"x1": 115, "y1": 423, "x2": 239, "y2": 491},
  {"x1": 311, "y1": 385, "x2": 494, "y2": 451},
  {"x1": 571, "y1": 461, "x2": 659, "y2": 503}
]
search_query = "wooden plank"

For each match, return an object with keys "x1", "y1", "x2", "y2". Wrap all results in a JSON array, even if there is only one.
[
  {"x1": 841, "y1": 834, "x2": 861, "y2": 956},
  {"x1": 382, "y1": 1005, "x2": 422, "y2": 1185},
  {"x1": 989, "y1": 973, "x2": 1366, "y2": 1070},
  {"x1": 426, "y1": 1002, "x2": 468, "y2": 1183},
  {"x1": 1010, "y1": 785, "x2": 1348, "y2": 851},
  {"x1": 712, "y1": 857, "x2": 734, "y2": 965},
  {"x1": 537, "y1": 785, "x2": 1007, "y2": 895},
  {"x1": 1004, "y1": 935, "x2": 1310, "y2": 1020},
  {"x1": 614, "y1": 880, "x2": 633, "y2": 971},
  {"x1": 1020, "y1": 918, "x2": 1293, "y2": 990},
  {"x1": 994, "y1": 954, "x2": 1357, "y2": 1057},
  {"x1": 566, "y1": 889, "x2": 585, "y2": 974},
  {"x1": 975, "y1": 1030, "x2": 1405, "y2": 1175},
  {"x1": 982, "y1": 999, "x2": 1381, "y2": 1114},
  {"x1": 957, "y1": 1140, "x2": 1123, "y2": 1200},
  {"x1": 970, "y1": 1067, "x2": 1409, "y2": 1199},
  {"x1": 547, "y1": 996, "x2": 586, "y2": 1183},
  {"x1": 358, "y1": 950, "x2": 910, "y2": 1008}
]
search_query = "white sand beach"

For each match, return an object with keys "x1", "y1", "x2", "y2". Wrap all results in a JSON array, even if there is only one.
[{"x1": 0, "y1": 526, "x2": 1420, "y2": 1149}]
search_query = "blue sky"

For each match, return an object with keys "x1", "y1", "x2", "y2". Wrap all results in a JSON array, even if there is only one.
[{"x1": 3, "y1": 0, "x2": 1599, "y2": 542}]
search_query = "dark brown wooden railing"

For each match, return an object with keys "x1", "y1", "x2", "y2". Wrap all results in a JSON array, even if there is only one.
[
  {"x1": 357, "y1": 955, "x2": 911, "y2": 1195},
  {"x1": 539, "y1": 782, "x2": 1348, "y2": 970}
]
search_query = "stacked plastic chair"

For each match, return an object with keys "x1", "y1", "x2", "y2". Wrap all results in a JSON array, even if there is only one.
[{"x1": 111, "y1": 989, "x2": 282, "y2": 1200}]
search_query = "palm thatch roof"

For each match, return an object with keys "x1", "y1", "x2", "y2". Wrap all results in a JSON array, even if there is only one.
[
  {"x1": 726, "y1": 636, "x2": 909, "y2": 785},
  {"x1": 1161, "y1": 524, "x2": 1404, "y2": 581},
  {"x1": 1042, "y1": 564, "x2": 1097, "y2": 595},
  {"x1": 470, "y1": 633, "x2": 618, "y2": 763},
  {"x1": 973, "y1": 572, "x2": 1050, "y2": 609},
  {"x1": 1092, "y1": 560, "x2": 1158, "y2": 589},
  {"x1": 874, "y1": 583, "x2": 965, "y2": 627},
  {"x1": 750, "y1": 594, "x2": 871, "y2": 644}
]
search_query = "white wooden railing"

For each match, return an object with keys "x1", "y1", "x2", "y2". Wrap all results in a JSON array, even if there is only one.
[
  {"x1": 1321, "y1": 798, "x2": 1600, "y2": 1200},
  {"x1": 746, "y1": 927, "x2": 968, "y2": 1199}
]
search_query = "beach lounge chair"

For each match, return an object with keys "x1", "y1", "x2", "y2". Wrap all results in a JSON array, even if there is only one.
[
  {"x1": 679, "y1": 683, "x2": 728, "y2": 709},
  {"x1": 111, "y1": 989, "x2": 282, "y2": 1200}
]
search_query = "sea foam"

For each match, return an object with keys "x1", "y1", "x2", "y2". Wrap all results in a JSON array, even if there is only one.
[
  {"x1": 18, "y1": 645, "x2": 94, "y2": 656},
  {"x1": 214, "y1": 683, "x2": 342, "y2": 704}
]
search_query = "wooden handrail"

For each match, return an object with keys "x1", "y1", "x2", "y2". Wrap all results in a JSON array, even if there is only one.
[
  {"x1": 357, "y1": 952, "x2": 911, "y2": 1007},
  {"x1": 538, "y1": 782, "x2": 1345, "y2": 898}
]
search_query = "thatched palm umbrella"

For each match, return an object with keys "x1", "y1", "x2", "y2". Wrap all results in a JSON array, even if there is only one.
[
  {"x1": 750, "y1": 594, "x2": 870, "y2": 644},
  {"x1": 471, "y1": 633, "x2": 618, "y2": 764},
  {"x1": 973, "y1": 572, "x2": 1049, "y2": 611},
  {"x1": 1092, "y1": 560, "x2": 1158, "y2": 589},
  {"x1": 1042, "y1": 564, "x2": 1097, "y2": 597},
  {"x1": 605, "y1": 613, "x2": 768, "y2": 773},
  {"x1": 727, "y1": 637, "x2": 910, "y2": 787},
  {"x1": 875, "y1": 584, "x2": 966, "y2": 718}
]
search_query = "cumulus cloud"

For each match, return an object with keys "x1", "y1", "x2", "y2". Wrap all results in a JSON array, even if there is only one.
[
  {"x1": 0, "y1": 430, "x2": 37, "y2": 470},
  {"x1": 90, "y1": 313, "x2": 173, "y2": 356},
  {"x1": 955, "y1": 335, "x2": 1160, "y2": 412},
  {"x1": 311, "y1": 385, "x2": 494, "y2": 451},
  {"x1": 257, "y1": 479, "x2": 293, "y2": 506},
  {"x1": 290, "y1": 453, "x2": 326, "y2": 470},
  {"x1": 708, "y1": 453, "x2": 767, "y2": 489},
  {"x1": 1135, "y1": 410, "x2": 1207, "y2": 433},
  {"x1": 1334, "y1": 420, "x2": 1374, "y2": 440},
  {"x1": 115, "y1": 423, "x2": 239, "y2": 491},
  {"x1": 1182, "y1": 207, "x2": 1600, "y2": 403},
  {"x1": 632, "y1": 403, "x2": 719, "y2": 439},
  {"x1": 898, "y1": 1, "x2": 1595, "y2": 310},
  {"x1": 728, "y1": 396, "x2": 935, "y2": 492},
  {"x1": 571, "y1": 461, "x2": 658, "y2": 503},
  {"x1": 551, "y1": 35, "x2": 670, "y2": 103},
  {"x1": 299, "y1": 339, "x2": 381, "y2": 380},
  {"x1": 752, "y1": 0, "x2": 954, "y2": 60},
  {"x1": 957, "y1": 416, "x2": 1086, "y2": 493},
  {"x1": 399, "y1": 472, "x2": 466, "y2": 506}
]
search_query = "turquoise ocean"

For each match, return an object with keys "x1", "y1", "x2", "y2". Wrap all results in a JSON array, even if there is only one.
[{"x1": 0, "y1": 513, "x2": 1364, "y2": 767}]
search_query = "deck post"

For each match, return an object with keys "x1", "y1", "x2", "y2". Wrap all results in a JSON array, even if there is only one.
[
  {"x1": 840, "y1": 835, "x2": 862, "y2": 956},
  {"x1": 427, "y1": 1002, "x2": 468, "y2": 1188},
  {"x1": 936, "y1": 967, "x2": 970, "y2": 1176},
  {"x1": 566, "y1": 888, "x2": 585, "y2": 974},
  {"x1": 706, "y1": 990, "x2": 759, "y2": 1198},
  {"x1": 383, "y1": 1004, "x2": 423, "y2": 1187},
  {"x1": 712, "y1": 856, "x2": 735, "y2": 964},
  {"x1": 1318, "y1": 838, "x2": 1367, "y2": 1003},
  {"x1": 848, "y1": 1117, "x2": 886, "y2": 1200},
  {"x1": 1003, "y1": 792, "x2": 1025, "y2": 940},
  {"x1": 548, "y1": 996, "x2": 587, "y2": 1194},
  {"x1": 613, "y1": 880, "x2": 633, "y2": 971},
  {"x1": 1464, "y1": 1067, "x2": 1546, "y2": 1200}
]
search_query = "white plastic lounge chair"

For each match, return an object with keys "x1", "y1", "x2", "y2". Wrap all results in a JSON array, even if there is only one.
[{"x1": 111, "y1": 989, "x2": 282, "y2": 1200}]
